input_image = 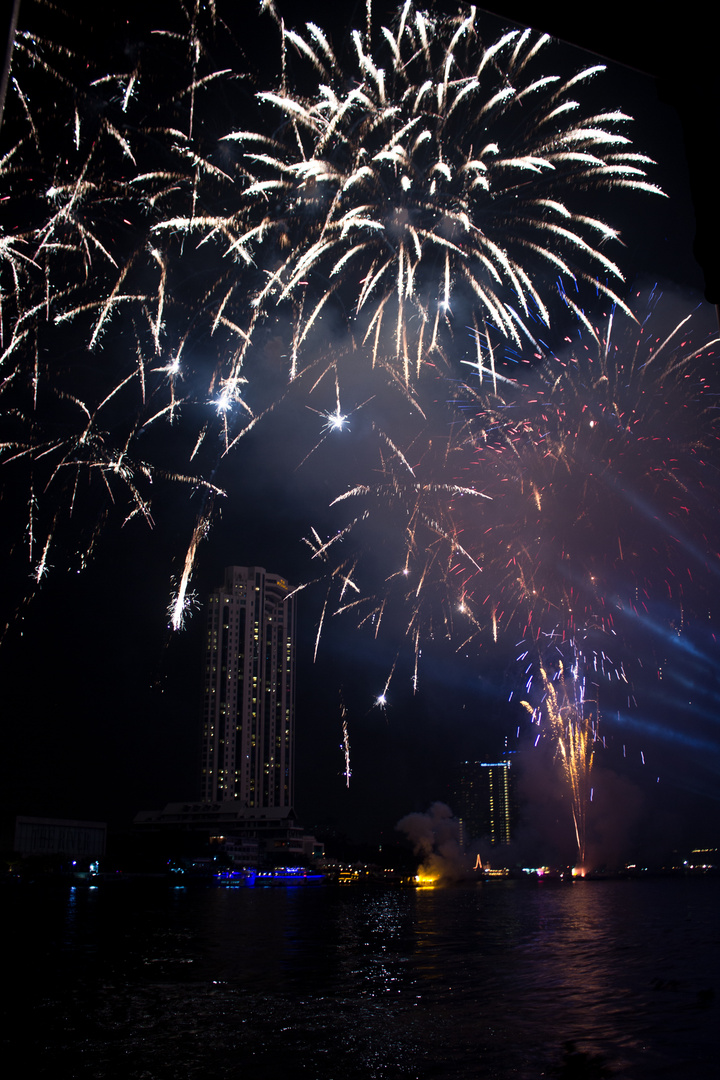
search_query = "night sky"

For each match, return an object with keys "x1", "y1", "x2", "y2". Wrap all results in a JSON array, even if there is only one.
[{"x1": 1, "y1": 0, "x2": 718, "y2": 864}]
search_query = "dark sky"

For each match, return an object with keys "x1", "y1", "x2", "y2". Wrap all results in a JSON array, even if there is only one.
[{"x1": 1, "y1": 1, "x2": 718, "y2": 862}]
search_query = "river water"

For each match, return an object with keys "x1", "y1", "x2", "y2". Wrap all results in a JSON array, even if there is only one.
[{"x1": 3, "y1": 877, "x2": 718, "y2": 1078}]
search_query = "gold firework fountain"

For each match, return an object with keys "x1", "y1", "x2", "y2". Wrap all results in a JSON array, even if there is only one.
[{"x1": 523, "y1": 658, "x2": 596, "y2": 875}]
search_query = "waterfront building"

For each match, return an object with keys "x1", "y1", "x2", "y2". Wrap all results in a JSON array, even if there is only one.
[
  {"x1": 133, "y1": 802, "x2": 306, "y2": 863},
  {"x1": 453, "y1": 758, "x2": 515, "y2": 848},
  {"x1": 14, "y1": 816, "x2": 106, "y2": 858},
  {"x1": 135, "y1": 566, "x2": 310, "y2": 867},
  {"x1": 201, "y1": 566, "x2": 296, "y2": 810}
]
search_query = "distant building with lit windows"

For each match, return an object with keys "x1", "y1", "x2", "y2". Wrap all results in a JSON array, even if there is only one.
[
  {"x1": 201, "y1": 566, "x2": 296, "y2": 810},
  {"x1": 453, "y1": 758, "x2": 516, "y2": 848},
  {"x1": 134, "y1": 566, "x2": 314, "y2": 866}
]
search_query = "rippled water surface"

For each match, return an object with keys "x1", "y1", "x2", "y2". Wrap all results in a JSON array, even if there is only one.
[{"x1": 3, "y1": 877, "x2": 719, "y2": 1078}]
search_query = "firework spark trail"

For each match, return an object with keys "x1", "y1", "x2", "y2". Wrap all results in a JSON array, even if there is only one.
[
  {"x1": 375, "y1": 653, "x2": 398, "y2": 709},
  {"x1": 299, "y1": 400, "x2": 493, "y2": 683},
  {"x1": 168, "y1": 506, "x2": 215, "y2": 631}
]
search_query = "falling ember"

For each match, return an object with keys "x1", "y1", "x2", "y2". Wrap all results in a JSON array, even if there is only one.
[{"x1": 341, "y1": 713, "x2": 351, "y2": 788}]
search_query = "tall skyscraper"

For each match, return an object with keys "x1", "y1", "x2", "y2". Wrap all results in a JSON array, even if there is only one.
[
  {"x1": 201, "y1": 566, "x2": 296, "y2": 809},
  {"x1": 453, "y1": 759, "x2": 515, "y2": 848}
]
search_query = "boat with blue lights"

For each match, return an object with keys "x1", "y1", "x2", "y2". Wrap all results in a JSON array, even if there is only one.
[{"x1": 215, "y1": 867, "x2": 325, "y2": 887}]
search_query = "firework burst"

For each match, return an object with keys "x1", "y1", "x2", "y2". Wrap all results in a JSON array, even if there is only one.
[
  {"x1": 0, "y1": 2, "x2": 241, "y2": 606},
  {"x1": 460, "y1": 291, "x2": 720, "y2": 655},
  {"x1": 0, "y1": 1, "x2": 676, "y2": 634},
  {"x1": 207, "y1": 0, "x2": 662, "y2": 392},
  {"x1": 299, "y1": 292, "x2": 720, "y2": 674}
]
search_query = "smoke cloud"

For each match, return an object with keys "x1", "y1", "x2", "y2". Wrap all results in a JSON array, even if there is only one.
[{"x1": 396, "y1": 802, "x2": 469, "y2": 882}]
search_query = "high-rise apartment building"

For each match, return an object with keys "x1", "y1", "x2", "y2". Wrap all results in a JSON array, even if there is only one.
[
  {"x1": 453, "y1": 759, "x2": 515, "y2": 848},
  {"x1": 201, "y1": 566, "x2": 296, "y2": 809}
]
